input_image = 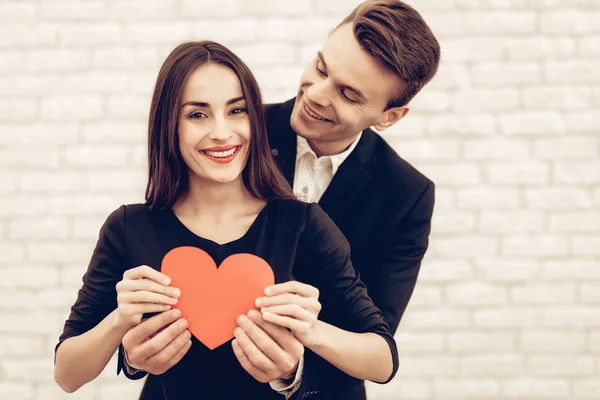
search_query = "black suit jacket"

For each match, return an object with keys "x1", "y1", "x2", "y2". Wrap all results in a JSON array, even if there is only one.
[{"x1": 266, "y1": 99, "x2": 435, "y2": 400}]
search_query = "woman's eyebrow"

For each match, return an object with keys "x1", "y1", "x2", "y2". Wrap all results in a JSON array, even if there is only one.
[{"x1": 180, "y1": 96, "x2": 245, "y2": 109}]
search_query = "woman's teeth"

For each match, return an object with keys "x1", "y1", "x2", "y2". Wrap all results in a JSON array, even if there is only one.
[{"x1": 202, "y1": 147, "x2": 238, "y2": 158}]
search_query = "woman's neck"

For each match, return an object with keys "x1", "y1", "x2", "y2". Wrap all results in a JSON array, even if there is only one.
[{"x1": 173, "y1": 176, "x2": 259, "y2": 221}]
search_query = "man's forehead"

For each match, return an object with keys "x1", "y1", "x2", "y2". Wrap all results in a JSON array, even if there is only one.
[{"x1": 321, "y1": 24, "x2": 397, "y2": 103}]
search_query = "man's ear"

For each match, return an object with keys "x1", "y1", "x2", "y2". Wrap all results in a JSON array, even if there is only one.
[{"x1": 373, "y1": 106, "x2": 409, "y2": 131}]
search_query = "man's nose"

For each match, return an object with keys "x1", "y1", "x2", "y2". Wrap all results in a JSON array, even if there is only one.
[{"x1": 306, "y1": 79, "x2": 332, "y2": 108}]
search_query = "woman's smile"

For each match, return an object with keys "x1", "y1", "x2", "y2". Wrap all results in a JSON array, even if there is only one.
[{"x1": 199, "y1": 145, "x2": 242, "y2": 164}]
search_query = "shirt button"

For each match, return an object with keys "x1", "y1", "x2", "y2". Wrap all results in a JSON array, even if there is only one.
[
  {"x1": 302, "y1": 186, "x2": 309, "y2": 193},
  {"x1": 271, "y1": 148, "x2": 279, "y2": 156}
]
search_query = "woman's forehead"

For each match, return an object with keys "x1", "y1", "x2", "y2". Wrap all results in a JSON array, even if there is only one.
[{"x1": 182, "y1": 63, "x2": 244, "y2": 104}]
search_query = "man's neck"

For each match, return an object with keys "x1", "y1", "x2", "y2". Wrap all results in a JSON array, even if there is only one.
[{"x1": 306, "y1": 134, "x2": 359, "y2": 158}]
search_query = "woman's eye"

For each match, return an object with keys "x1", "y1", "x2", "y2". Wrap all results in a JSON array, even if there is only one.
[
  {"x1": 188, "y1": 111, "x2": 206, "y2": 119},
  {"x1": 230, "y1": 107, "x2": 248, "y2": 115}
]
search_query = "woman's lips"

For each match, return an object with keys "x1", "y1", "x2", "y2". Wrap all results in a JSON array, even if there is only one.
[{"x1": 199, "y1": 145, "x2": 241, "y2": 164}]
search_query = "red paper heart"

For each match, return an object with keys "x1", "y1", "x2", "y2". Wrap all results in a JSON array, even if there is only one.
[{"x1": 161, "y1": 246, "x2": 274, "y2": 350}]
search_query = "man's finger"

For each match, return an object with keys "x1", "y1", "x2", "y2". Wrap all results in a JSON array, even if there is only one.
[
  {"x1": 124, "y1": 309, "x2": 182, "y2": 346},
  {"x1": 237, "y1": 313, "x2": 287, "y2": 364},
  {"x1": 233, "y1": 325, "x2": 278, "y2": 375},
  {"x1": 246, "y1": 310, "x2": 304, "y2": 358},
  {"x1": 264, "y1": 281, "x2": 319, "y2": 298},
  {"x1": 136, "y1": 318, "x2": 189, "y2": 360},
  {"x1": 124, "y1": 265, "x2": 171, "y2": 285},
  {"x1": 152, "y1": 338, "x2": 192, "y2": 375},
  {"x1": 232, "y1": 339, "x2": 270, "y2": 383},
  {"x1": 145, "y1": 329, "x2": 191, "y2": 368}
]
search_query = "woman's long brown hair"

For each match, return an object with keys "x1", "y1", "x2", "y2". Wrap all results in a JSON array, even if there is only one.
[{"x1": 145, "y1": 41, "x2": 295, "y2": 210}]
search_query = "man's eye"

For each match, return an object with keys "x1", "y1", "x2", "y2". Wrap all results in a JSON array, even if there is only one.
[
  {"x1": 341, "y1": 89, "x2": 358, "y2": 103},
  {"x1": 316, "y1": 60, "x2": 327, "y2": 76}
]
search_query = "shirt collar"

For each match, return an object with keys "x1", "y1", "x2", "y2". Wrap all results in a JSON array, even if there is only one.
[{"x1": 296, "y1": 132, "x2": 363, "y2": 175}]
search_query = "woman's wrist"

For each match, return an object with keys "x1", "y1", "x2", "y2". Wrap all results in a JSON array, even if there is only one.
[
  {"x1": 303, "y1": 320, "x2": 325, "y2": 350},
  {"x1": 109, "y1": 309, "x2": 135, "y2": 335}
]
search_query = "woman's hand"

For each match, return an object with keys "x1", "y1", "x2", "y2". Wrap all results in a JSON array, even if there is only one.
[
  {"x1": 255, "y1": 281, "x2": 322, "y2": 347},
  {"x1": 114, "y1": 265, "x2": 180, "y2": 330}
]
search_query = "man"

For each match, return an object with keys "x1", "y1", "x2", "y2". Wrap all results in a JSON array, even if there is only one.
[{"x1": 119, "y1": 1, "x2": 440, "y2": 399}]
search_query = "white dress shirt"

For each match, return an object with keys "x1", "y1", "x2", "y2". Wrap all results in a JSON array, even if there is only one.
[{"x1": 292, "y1": 133, "x2": 363, "y2": 203}]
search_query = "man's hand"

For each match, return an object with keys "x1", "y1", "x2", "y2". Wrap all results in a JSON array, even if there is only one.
[
  {"x1": 255, "y1": 281, "x2": 321, "y2": 346},
  {"x1": 122, "y1": 309, "x2": 191, "y2": 375},
  {"x1": 232, "y1": 309, "x2": 304, "y2": 383}
]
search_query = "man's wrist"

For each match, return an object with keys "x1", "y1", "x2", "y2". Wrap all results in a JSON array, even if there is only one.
[
  {"x1": 123, "y1": 347, "x2": 144, "y2": 372},
  {"x1": 269, "y1": 355, "x2": 304, "y2": 397},
  {"x1": 281, "y1": 360, "x2": 299, "y2": 381}
]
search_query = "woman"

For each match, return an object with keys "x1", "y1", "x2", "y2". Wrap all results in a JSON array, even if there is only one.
[{"x1": 53, "y1": 41, "x2": 398, "y2": 399}]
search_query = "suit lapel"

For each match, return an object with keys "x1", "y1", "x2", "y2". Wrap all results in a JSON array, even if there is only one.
[
  {"x1": 318, "y1": 130, "x2": 375, "y2": 221},
  {"x1": 266, "y1": 99, "x2": 377, "y2": 220}
]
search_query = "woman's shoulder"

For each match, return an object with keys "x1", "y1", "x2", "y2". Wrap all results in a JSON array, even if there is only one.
[
  {"x1": 268, "y1": 199, "x2": 342, "y2": 237},
  {"x1": 268, "y1": 197, "x2": 311, "y2": 211},
  {"x1": 102, "y1": 202, "x2": 160, "y2": 229}
]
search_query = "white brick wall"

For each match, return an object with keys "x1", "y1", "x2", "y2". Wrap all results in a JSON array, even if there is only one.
[{"x1": 0, "y1": 0, "x2": 598, "y2": 399}]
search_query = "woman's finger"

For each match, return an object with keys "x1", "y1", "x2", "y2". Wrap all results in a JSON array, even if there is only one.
[
  {"x1": 122, "y1": 303, "x2": 172, "y2": 317},
  {"x1": 117, "y1": 278, "x2": 180, "y2": 299},
  {"x1": 255, "y1": 293, "x2": 320, "y2": 311},
  {"x1": 264, "y1": 281, "x2": 319, "y2": 298},
  {"x1": 123, "y1": 265, "x2": 171, "y2": 285},
  {"x1": 260, "y1": 304, "x2": 315, "y2": 322},
  {"x1": 262, "y1": 312, "x2": 311, "y2": 334},
  {"x1": 118, "y1": 290, "x2": 179, "y2": 305}
]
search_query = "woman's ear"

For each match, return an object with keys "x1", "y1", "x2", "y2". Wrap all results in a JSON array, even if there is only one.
[{"x1": 373, "y1": 107, "x2": 410, "y2": 131}]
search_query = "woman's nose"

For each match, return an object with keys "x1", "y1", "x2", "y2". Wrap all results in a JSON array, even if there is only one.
[{"x1": 208, "y1": 120, "x2": 232, "y2": 141}]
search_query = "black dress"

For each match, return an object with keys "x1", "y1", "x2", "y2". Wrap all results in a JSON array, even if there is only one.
[{"x1": 56, "y1": 199, "x2": 398, "y2": 399}]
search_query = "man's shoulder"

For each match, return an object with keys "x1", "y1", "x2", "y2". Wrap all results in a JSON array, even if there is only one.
[
  {"x1": 365, "y1": 129, "x2": 433, "y2": 194},
  {"x1": 265, "y1": 99, "x2": 295, "y2": 126}
]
